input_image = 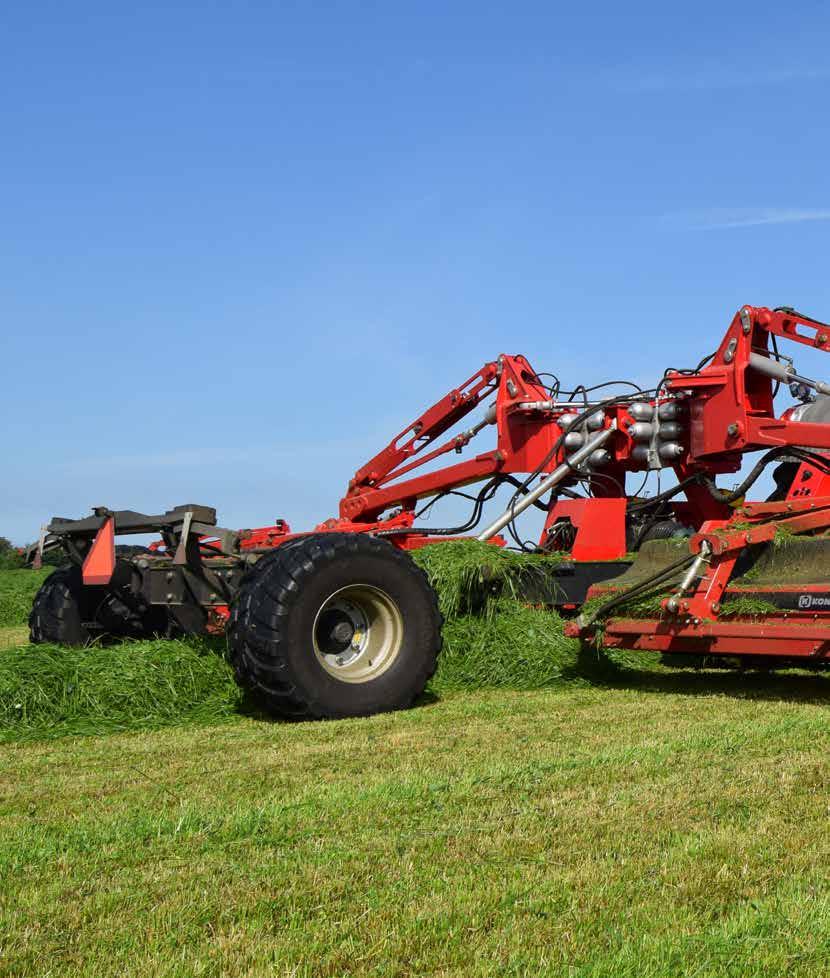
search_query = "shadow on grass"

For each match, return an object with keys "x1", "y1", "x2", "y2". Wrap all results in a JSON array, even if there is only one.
[
  {"x1": 576, "y1": 645, "x2": 830, "y2": 705},
  {"x1": 233, "y1": 686, "x2": 443, "y2": 724}
]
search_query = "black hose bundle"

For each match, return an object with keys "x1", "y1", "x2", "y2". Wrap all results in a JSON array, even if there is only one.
[{"x1": 377, "y1": 474, "x2": 551, "y2": 538}]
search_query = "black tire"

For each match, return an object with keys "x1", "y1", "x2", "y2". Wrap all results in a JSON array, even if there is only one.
[
  {"x1": 29, "y1": 561, "x2": 169, "y2": 646},
  {"x1": 228, "y1": 533, "x2": 442, "y2": 720},
  {"x1": 29, "y1": 566, "x2": 90, "y2": 646}
]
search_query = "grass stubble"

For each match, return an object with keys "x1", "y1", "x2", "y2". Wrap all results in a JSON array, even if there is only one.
[{"x1": 3, "y1": 547, "x2": 830, "y2": 975}]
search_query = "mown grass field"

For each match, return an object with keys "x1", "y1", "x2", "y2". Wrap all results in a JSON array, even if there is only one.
[{"x1": 3, "y1": 558, "x2": 830, "y2": 976}]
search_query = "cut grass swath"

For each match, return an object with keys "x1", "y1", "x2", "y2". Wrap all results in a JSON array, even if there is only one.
[
  {"x1": 0, "y1": 544, "x2": 649, "y2": 743},
  {"x1": 412, "y1": 542, "x2": 586, "y2": 690},
  {"x1": 411, "y1": 540, "x2": 564, "y2": 619},
  {"x1": 436, "y1": 598, "x2": 584, "y2": 691},
  {"x1": 0, "y1": 637, "x2": 242, "y2": 742},
  {"x1": 413, "y1": 542, "x2": 646, "y2": 686}
]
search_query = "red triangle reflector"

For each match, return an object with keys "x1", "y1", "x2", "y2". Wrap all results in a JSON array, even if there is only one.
[{"x1": 83, "y1": 516, "x2": 116, "y2": 585}]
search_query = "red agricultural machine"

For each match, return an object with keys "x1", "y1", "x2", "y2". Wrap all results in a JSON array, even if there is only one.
[{"x1": 28, "y1": 305, "x2": 830, "y2": 718}]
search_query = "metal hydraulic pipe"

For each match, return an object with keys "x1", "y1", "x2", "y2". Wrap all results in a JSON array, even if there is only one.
[
  {"x1": 517, "y1": 400, "x2": 616, "y2": 411},
  {"x1": 476, "y1": 423, "x2": 616, "y2": 541},
  {"x1": 749, "y1": 352, "x2": 830, "y2": 396},
  {"x1": 665, "y1": 540, "x2": 711, "y2": 614}
]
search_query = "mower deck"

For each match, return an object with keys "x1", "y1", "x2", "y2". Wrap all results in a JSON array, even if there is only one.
[{"x1": 574, "y1": 537, "x2": 830, "y2": 663}]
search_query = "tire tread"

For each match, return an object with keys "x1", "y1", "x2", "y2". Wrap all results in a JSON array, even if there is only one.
[{"x1": 228, "y1": 533, "x2": 442, "y2": 720}]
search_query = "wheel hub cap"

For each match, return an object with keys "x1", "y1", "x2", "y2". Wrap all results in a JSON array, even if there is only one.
[{"x1": 312, "y1": 585, "x2": 404, "y2": 683}]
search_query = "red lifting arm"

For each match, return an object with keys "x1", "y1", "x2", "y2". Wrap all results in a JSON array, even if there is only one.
[{"x1": 339, "y1": 354, "x2": 555, "y2": 521}]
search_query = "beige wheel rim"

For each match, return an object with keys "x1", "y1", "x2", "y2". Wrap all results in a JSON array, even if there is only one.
[{"x1": 312, "y1": 584, "x2": 404, "y2": 683}]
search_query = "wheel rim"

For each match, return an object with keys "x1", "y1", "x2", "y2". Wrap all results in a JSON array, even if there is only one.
[{"x1": 312, "y1": 584, "x2": 404, "y2": 683}]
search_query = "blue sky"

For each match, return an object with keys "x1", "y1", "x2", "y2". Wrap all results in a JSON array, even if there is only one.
[{"x1": 3, "y1": 1, "x2": 830, "y2": 543}]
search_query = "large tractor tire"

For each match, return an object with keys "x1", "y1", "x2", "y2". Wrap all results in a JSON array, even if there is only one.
[
  {"x1": 228, "y1": 533, "x2": 442, "y2": 720},
  {"x1": 29, "y1": 562, "x2": 168, "y2": 646}
]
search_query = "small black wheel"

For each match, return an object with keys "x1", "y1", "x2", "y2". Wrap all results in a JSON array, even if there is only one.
[
  {"x1": 29, "y1": 565, "x2": 89, "y2": 645},
  {"x1": 29, "y1": 561, "x2": 169, "y2": 646},
  {"x1": 228, "y1": 533, "x2": 443, "y2": 720}
]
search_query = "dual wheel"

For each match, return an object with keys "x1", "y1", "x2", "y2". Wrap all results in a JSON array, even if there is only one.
[{"x1": 29, "y1": 534, "x2": 443, "y2": 721}]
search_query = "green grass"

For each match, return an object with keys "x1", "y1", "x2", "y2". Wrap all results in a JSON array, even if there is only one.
[
  {"x1": 437, "y1": 598, "x2": 584, "y2": 690},
  {"x1": 0, "y1": 545, "x2": 763, "y2": 745},
  {"x1": 0, "y1": 566, "x2": 50, "y2": 627},
  {"x1": 719, "y1": 595, "x2": 780, "y2": 618},
  {"x1": 0, "y1": 550, "x2": 613, "y2": 744},
  {"x1": 0, "y1": 625, "x2": 28, "y2": 650},
  {"x1": 414, "y1": 542, "x2": 646, "y2": 684},
  {"x1": 0, "y1": 545, "x2": 792, "y2": 747},
  {"x1": 0, "y1": 637, "x2": 242, "y2": 743},
  {"x1": 4, "y1": 678, "x2": 830, "y2": 976},
  {"x1": 411, "y1": 540, "x2": 563, "y2": 620},
  {"x1": 4, "y1": 556, "x2": 830, "y2": 973}
]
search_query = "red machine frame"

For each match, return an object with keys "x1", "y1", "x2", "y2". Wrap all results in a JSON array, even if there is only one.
[
  {"x1": 596, "y1": 496, "x2": 830, "y2": 659},
  {"x1": 306, "y1": 303, "x2": 830, "y2": 662},
  {"x1": 64, "y1": 304, "x2": 830, "y2": 662},
  {"x1": 302, "y1": 305, "x2": 830, "y2": 549}
]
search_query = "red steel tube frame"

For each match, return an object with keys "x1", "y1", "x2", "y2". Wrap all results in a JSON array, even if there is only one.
[
  {"x1": 91, "y1": 304, "x2": 830, "y2": 629},
  {"x1": 236, "y1": 306, "x2": 830, "y2": 563}
]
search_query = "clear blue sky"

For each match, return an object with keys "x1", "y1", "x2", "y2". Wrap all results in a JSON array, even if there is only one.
[{"x1": 4, "y1": 2, "x2": 830, "y2": 544}]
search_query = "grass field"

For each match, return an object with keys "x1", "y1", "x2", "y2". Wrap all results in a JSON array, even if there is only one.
[
  {"x1": 3, "y1": 561, "x2": 830, "y2": 975},
  {"x1": 0, "y1": 568, "x2": 49, "y2": 628}
]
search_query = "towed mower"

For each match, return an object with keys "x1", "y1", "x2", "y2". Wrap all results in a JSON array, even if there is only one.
[{"x1": 28, "y1": 305, "x2": 830, "y2": 717}]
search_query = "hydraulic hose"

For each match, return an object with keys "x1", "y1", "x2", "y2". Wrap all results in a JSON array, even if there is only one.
[
  {"x1": 627, "y1": 475, "x2": 701, "y2": 513},
  {"x1": 377, "y1": 474, "x2": 550, "y2": 537},
  {"x1": 701, "y1": 446, "x2": 830, "y2": 505}
]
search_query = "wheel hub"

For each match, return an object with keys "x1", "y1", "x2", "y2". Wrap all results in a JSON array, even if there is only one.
[
  {"x1": 312, "y1": 585, "x2": 404, "y2": 683},
  {"x1": 316, "y1": 608, "x2": 358, "y2": 655}
]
